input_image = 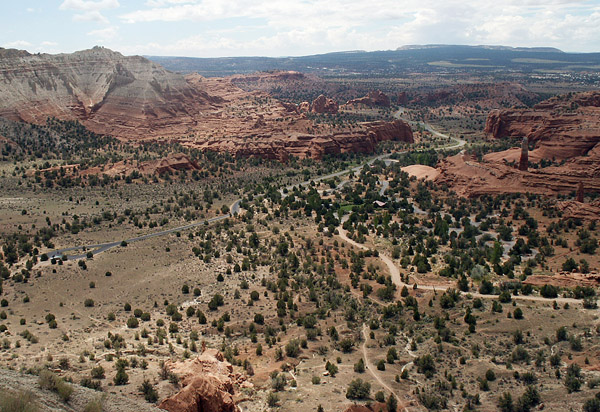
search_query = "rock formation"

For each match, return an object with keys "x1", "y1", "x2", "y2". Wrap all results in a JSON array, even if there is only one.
[
  {"x1": 485, "y1": 91, "x2": 600, "y2": 161},
  {"x1": 311, "y1": 95, "x2": 339, "y2": 114},
  {"x1": 577, "y1": 181, "x2": 584, "y2": 203},
  {"x1": 0, "y1": 46, "x2": 220, "y2": 140},
  {"x1": 298, "y1": 101, "x2": 310, "y2": 112},
  {"x1": 397, "y1": 91, "x2": 408, "y2": 105},
  {"x1": 158, "y1": 349, "x2": 243, "y2": 412},
  {"x1": 557, "y1": 199, "x2": 600, "y2": 221},
  {"x1": 0, "y1": 47, "x2": 413, "y2": 160},
  {"x1": 347, "y1": 90, "x2": 391, "y2": 107},
  {"x1": 436, "y1": 91, "x2": 600, "y2": 197},
  {"x1": 519, "y1": 137, "x2": 529, "y2": 171}
]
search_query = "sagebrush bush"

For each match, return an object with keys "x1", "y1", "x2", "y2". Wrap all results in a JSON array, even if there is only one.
[{"x1": 0, "y1": 391, "x2": 39, "y2": 412}]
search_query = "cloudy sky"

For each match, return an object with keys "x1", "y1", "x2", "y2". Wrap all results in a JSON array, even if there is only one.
[{"x1": 2, "y1": 0, "x2": 600, "y2": 57}]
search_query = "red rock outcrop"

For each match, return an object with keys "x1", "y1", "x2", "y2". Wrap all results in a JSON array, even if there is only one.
[
  {"x1": 523, "y1": 272, "x2": 600, "y2": 288},
  {"x1": 397, "y1": 92, "x2": 408, "y2": 105},
  {"x1": 518, "y1": 137, "x2": 529, "y2": 171},
  {"x1": 298, "y1": 101, "x2": 310, "y2": 113},
  {"x1": 311, "y1": 95, "x2": 339, "y2": 114},
  {"x1": 577, "y1": 182, "x2": 585, "y2": 203},
  {"x1": 347, "y1": 90, "x2": 391, "y2": 107},
  {"x1": 485, "y1": 91, "x2": 600, "y2": 161},
  {"x1": 0, "y1": 47, "x2": 413, "y2": 160},
  {"x1": 82, "y1": 153, "x2": 199, "y2": 177},
  {"x1": 557, "y1": 199, "x2": 600, "y2": 221},
  {"x1": 435, "y1": 153, "x2": 600, "y2": 197},
  {"x1": 0, "y1": 47, "x2": 223, "y2": 140},
  {"x1": 436, "y1": 91, "x2": 600, "y2": 197},
  {"x1": 158, "y1": 349, "x2": 243, "y2": 412}
]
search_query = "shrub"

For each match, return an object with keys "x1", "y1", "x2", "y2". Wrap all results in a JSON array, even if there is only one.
[
  {"x1": 354, "y1": 358, "x2": 365, "y2": 373},
  {"x1": 0, "y1": 391, "x2": 39, "y2": 412},
  {"x1": 285, "y1": 340, "x2": 300, "y2": 358},
  {"x1": 266, "y1": 392, "x2": 279, "y2": 407},
  {"x1": 339, "y1": 338, "x2": 354, "y2": 353},
  {"x1": 90, "y1": 366, "x2": 105, "y2": 379},
  {"x1": 127, "y1": 317, "x2": 139, "y2": 329},
  {"x1": 113, "y1": 368, "x2": 129, "y2": 385},
  {"x1": 84, "y1": 299, "x2": 94, "y2": 307},
  {"x1": 80, "y1": 378, "x2": 101, "y2": 391},
  {"x1": 38, "y1": 370, "x2": 73, "y2": 402},
  {"x1": 140, "y1": 379, "x2": 159, "y2": 403},
  {"x1": 83, "y1": 398, "x2": 103, "y2": 412},
  {"x1": 346, "y1": 378, "x2": 370, "y2": 399},
  {"x1": 540, "y1": 284, "x2": 558, "y2": 298}
]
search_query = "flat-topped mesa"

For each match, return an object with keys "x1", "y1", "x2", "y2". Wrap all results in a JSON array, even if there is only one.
[{"x1": 519, "y1": 137, "x2": 529, "y2": 171}]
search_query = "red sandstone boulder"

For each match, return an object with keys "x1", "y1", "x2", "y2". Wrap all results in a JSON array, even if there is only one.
[
  {"x1": 158, "y1": 349, "x2": 243, "y2": 412},
  {"x1": 159, "y1": 375, "x2": 238, "y2": 412},
  {"x1": 298, "y1": 101, "x2": 310, "y2": 113}
]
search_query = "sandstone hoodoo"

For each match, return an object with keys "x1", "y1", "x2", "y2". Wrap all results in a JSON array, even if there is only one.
[
  {"x1": 519, "y1": 137, "x2": 529, "y2": 171},
  {"x1": 311, "y1": 94, "x2": 339, "y2": 114},
  {"x1": 347, "y1": 90, "x2": 391, "y2": 107},
  {"x1": 577, "y1": 181, "x2": 585, "y2": 203}
]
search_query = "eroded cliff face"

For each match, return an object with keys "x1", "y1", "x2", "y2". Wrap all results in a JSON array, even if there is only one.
[
  {"x1": 484, "y1": 91, "x2": 600, "y2": 161},
  {"x1": 0, "y1": 47, "x2": 413, "y2": 160},
  {"x1": 0, "y1": 46, "x2": 220, "y2": 139},
  {"x1": 436, "y1": 91, "x2": 600, "y2": 197}
]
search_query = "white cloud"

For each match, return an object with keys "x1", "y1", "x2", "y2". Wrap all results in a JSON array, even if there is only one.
[
  {"x1": 116, "y1": 0, "x2": 600, "y2": 55},
  {"x1": 41, "y1": 41, "x2": 59, "y2": 47},
  {"x1": 3, "y1": 40, "x2": 33, "y2": 49},
  {"x1": 74, "y1": 10, "x2": 110, "y2": 24},
  {"x1": 60, "y1": 0, "x2": 120, "y2": 11},
  {"x1": 87, "y1": 25, "x2": 119, "y2": 40},
  {"x1": 145, "y1": 0, "x2": 197, "y2": 6}
]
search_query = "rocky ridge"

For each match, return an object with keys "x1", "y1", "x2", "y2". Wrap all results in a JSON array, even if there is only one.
[
  {"x1": 0, "y1": 47, "x2": 413, "y2": 160},
  {"x1": 436, "y1": 91, "x2": 600, "y2": 197}
]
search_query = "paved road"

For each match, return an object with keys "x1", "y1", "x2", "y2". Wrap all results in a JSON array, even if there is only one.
[{"x1": 47, "y1": 213, "x2": 230, "y2": 260}]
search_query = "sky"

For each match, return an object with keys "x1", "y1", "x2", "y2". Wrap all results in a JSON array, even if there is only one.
[{"x1": 1, "y1": 0, "x2": 600, "y2": 57}]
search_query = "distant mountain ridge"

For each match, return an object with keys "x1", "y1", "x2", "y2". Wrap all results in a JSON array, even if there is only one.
[
  {"x1": 148, "y1": 44, "x2": 600, "y2": 77},
  {"x1": 396, "y1": 44, "x2": 564, "y2": 53}
]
